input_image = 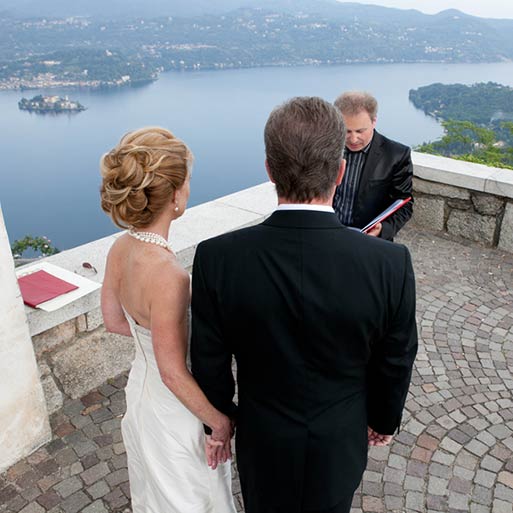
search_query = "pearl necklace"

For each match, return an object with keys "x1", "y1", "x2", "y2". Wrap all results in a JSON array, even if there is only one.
[{"x1": 128, "y1": 227, "x2": 172, "y2": 252}]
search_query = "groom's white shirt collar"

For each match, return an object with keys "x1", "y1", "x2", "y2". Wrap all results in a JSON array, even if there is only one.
[{"x1": 276, "y1": 204, "x2": 334, "y2": 213}]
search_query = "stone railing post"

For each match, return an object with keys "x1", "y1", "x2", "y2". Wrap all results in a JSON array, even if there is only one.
[{"x1": 0, "y1": 204, "x2": 51, "y2": 473}]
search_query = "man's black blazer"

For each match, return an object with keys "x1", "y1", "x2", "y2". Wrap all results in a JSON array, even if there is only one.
[
  {"x1": 191, "y1": 209, "x2": 418, "y2": 513},
  {"x1": 346, "y1": 130, "x2": 413, "y2": 241}
]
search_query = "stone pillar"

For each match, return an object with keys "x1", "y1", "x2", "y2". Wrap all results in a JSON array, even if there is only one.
[{"x1": 0, "y1": 204, "x2": 51, "y2": 473}]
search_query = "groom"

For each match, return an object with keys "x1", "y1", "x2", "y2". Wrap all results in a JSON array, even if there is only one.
[{"x1": 191, "y1": 97, "x2": 418, "y2": 513}]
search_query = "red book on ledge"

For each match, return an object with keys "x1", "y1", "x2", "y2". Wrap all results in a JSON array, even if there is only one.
[{"x1": 18, "y1": 270, "x2": 79, "y2": 308}]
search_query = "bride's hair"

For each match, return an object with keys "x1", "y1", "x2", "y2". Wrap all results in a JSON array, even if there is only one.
[{"x1": 100, "y1": 126, "x2": 193, "y2": 229}]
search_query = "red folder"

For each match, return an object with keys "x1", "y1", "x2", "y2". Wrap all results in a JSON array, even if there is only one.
[
  {"x1": 18, "y1": 270, "x2": 79, "y2": 308},
  {"x1": 360, "y1": 197, "x2": 412, "y2": 234}
]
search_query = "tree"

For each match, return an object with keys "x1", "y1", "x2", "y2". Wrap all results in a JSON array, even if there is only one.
[
  {"x1": 11, "y1": 235, "x2": 59, "y2": 259},
  {"x1": 417, "y1": 120, "x2": 513, "y2": 170}
]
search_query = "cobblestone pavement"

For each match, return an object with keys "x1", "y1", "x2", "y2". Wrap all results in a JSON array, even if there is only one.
[{"x1": 1, "y1": 226, "x2": 513, "y2": 513}]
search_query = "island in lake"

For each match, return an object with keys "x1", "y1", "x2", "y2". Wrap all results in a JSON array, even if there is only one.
[
  {"x1": 409, "y1": 82, "x2": 513, "y2": 169},
  {"x1": 18, "y1": 95, "x2": 86, "y2": 113}
]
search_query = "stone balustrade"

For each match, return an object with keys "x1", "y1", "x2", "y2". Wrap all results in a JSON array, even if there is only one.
[
  {"x1": 411, "y1": 152, "x2": 513, "y2": 252},
  {"x1": 1, "y1": 153, "x2": 512, "y2": 472}
]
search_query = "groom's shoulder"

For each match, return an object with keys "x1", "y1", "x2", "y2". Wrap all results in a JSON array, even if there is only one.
[{"x1": 196, "y1": 223, "x2": 264, "y2": 252}]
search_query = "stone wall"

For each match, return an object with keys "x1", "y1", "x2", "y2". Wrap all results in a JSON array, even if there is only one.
[
  {"x1": 411, "y1": 152, "x2": 513, "y2": 252},
  {"x1": 412, "y1": 178, "x2": 511, "y2": 249},
  {"x1": 34, "y1": 310, "x2": 135, "y2": 414}
]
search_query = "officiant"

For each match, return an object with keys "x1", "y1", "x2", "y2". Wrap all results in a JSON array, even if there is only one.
[{"x1": 332, "y1": 91, "x2": 413, "y2": 240}]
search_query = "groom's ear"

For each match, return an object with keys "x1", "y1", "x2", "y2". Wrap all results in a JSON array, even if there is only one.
[
  {"x1": 336, "y1": 159, "x2": 346, "y2": 186},
  {"x1": 265, "y1": 160, "x2": 275, "y2": 183}
]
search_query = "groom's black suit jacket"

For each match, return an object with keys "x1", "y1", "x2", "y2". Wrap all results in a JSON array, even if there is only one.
[{"x1": 191, "y1": 210, "x2": 417, "y2": 513}]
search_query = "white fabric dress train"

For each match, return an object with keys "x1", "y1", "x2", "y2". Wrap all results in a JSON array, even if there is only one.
[{"x1": 121, "y1": 311, "x2": 236, "y2": 513}]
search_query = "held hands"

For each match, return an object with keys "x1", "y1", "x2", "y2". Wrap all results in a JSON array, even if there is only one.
[
  {"x1": 368, "y1": 426, "x2": 393, "y2": 446},
  {"x1": 205, "y1": 415, "x2": 233, "y2": 469},
  {"x1": 366, "y1": 222, "x2": 382, "y2": 237},
  {"x1": 205, "y1": 435, "x2": 231, "y2": 469}
]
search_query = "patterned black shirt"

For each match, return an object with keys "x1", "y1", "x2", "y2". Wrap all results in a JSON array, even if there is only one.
[{"x1": 333, "y1": 141, "x2": 372, "y2": 226}]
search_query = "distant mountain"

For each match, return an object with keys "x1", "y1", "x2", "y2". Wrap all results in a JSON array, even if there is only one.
[
  {"x1": 0, "y1": 0, "x2": 457, "y2": 20},
  {"x1": 0, "y1": 0, "x2": 334, "y2": 19},
  {"x1": 2, "y1": 1, "x2": 513, "y2": 90},
  {"x1": 1, "y1": 0, "x2": 247, "y2": 18},
  {"x1": 2, "y1": 0, "x2": 508, "y2": 25}
]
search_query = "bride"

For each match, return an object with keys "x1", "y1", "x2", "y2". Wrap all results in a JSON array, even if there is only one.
[{"x1": 99, "y1": 127, "x2": 236, "y2": 512}]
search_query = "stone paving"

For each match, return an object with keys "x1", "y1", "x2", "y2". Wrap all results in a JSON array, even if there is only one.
[{"x1": 1, "y1": 225, "x2": 513, "y2": 513}]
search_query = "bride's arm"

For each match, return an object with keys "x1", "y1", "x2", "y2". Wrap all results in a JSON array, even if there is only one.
[
  {"x1": 149, "y1": 263, "x2": 231, "y2": 443},
  {"x1": 101, "y1": 245, "x2": 131, "y2": 337}
]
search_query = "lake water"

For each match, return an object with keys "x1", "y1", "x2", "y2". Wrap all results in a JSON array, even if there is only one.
[{"x1": 1, "y1": 61, "x2": 513, "y2": 251}]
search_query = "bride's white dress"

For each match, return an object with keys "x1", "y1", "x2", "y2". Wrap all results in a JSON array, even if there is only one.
[{"x1": 121, "y1": 310, "x2": 236, "y2": 513}]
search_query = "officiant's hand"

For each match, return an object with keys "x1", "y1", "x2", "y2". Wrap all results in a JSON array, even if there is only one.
[
  {"x1": 367, "y1": 426, "x2": 393, "y2": 446},
  {"x1": 366, "y1": 222, "x2": 382, "y2": 237}
]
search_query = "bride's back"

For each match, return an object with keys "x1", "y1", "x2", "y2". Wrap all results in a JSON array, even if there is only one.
[{"x1": 107, "y1": 234, "x2": 186, "y2": 330}]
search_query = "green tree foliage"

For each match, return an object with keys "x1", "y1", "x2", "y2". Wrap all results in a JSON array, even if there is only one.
[
  {"x1": 411, "y1": 82, "x2": 513, "y2": 169},
  {"x1": 11, "y1": 235, "x2": 59, "y2": 259},
  {"x1": 409, "y1": 82, "x2": 513, "y2": 127},
  {"x1": 417, "y1": 120, "x2": 513, "y2": 170}
]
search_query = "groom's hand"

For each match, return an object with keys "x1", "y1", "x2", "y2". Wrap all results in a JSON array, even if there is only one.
[
  {"x1": 367, "y1": 426, "x2": 393, "y2": 446},
  {"x1": 212, "y1": 415, "x2": 232, "y2": 445}
]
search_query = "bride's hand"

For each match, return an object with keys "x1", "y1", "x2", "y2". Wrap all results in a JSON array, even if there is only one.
[
  {"x1": 205, "y1": 435, "x2": 222, "y2": 469},
  {"x1": 205, "y1": 435, "x2": 231, "y2": 469},
  {"x1": 206, "y1": 415, "x2": 232, "y2": 468}
]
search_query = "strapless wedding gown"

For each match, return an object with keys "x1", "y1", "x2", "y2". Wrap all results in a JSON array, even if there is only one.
[{"x1": 121, "y1": 311, "x2": 236, "y2": 513}]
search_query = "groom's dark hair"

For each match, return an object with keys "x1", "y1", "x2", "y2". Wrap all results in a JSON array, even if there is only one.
[{"x1": 264, "y1": 96, "x2": 346, "y2": 203}]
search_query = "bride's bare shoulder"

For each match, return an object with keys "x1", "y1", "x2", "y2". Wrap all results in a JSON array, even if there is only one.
[
  {"x1": 144, "y1": 256, "x2": 190, "y2": 312},
  {"x1": 107, "y1": 235, "x2": 189, "y2": 288},
  {"x1": 106, "y1": 233, "x2": 130, "y2": 259},
  {"x1": 139, "y1": 246, "x2": 189, "y2": 284}
]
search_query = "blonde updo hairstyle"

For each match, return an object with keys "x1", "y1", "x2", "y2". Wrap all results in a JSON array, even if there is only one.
[{"x1": 100, "y1": 127, "x2": 193, "y2": 229}]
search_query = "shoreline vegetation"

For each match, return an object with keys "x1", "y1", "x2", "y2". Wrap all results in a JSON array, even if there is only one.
[
  {"x1": 18, "y1": 95, "x2": 86, "y2": 113},
  {"x1": 3, "y1": 61, "x2": 513, "y2": 93},
  {"x1": 7, "y1": 76, "x2": 156, "y2": 92},
  {"x1": 410, "y1": 82, "x2": 513, "y2": 170}
]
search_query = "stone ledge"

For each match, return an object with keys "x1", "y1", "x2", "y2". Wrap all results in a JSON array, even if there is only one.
[
  {"x1": 20, "y1": 181, "x2": 275, "y2": 337},
  {"x1": 33, "y1": 319, "x2": 77, "y2": 357},
  {"x1": 486, "y1": 168, "x2": 513, "y2": 198},
  {"x1": 49, "y1": 329, "x2": 135, "y2": 399},
  {"x1": 446, "y1": 210, "x2": 497, "y2": 246},
  {"x1": 411, "y1": 196, "x2": 445, "y2": 232},
  {"x1": 413, "y1": 177, "x2": 470, "y2": 200},
  {"x1": 499, "y1": 203, "x2": 513, "y2": 253},
  {"x1": 412, "y1": 152, "x2": 513, "y2": 199}
]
